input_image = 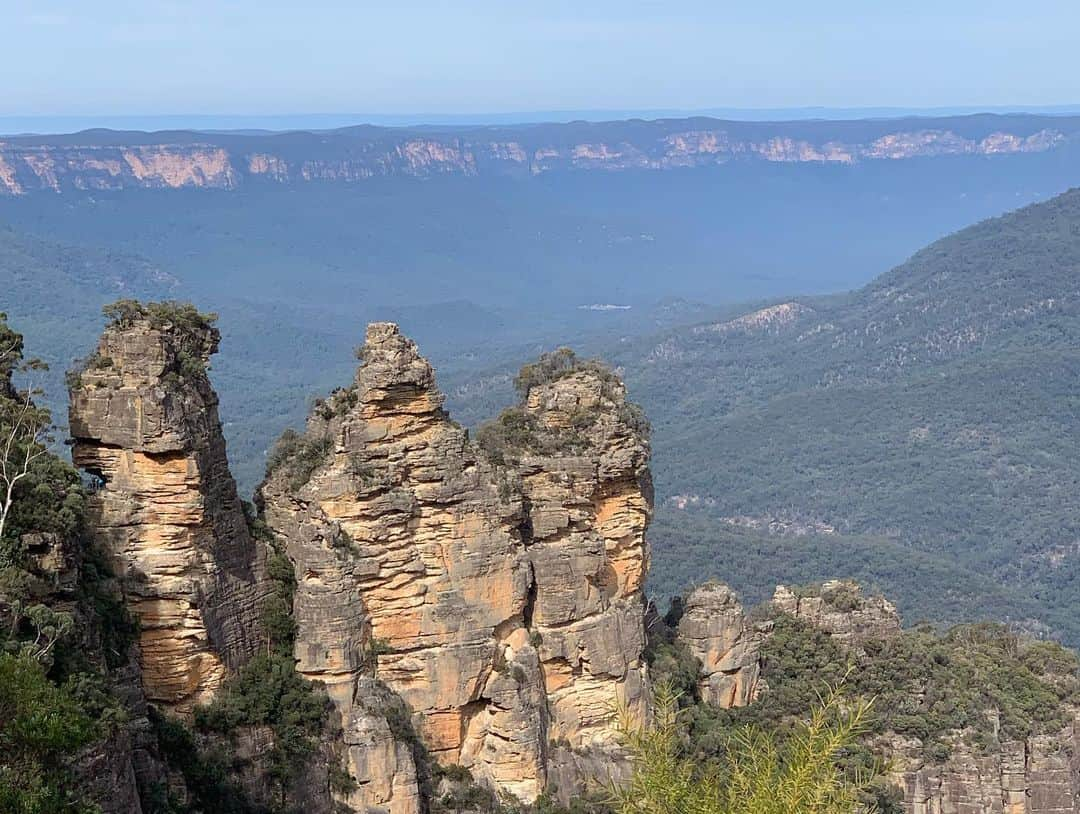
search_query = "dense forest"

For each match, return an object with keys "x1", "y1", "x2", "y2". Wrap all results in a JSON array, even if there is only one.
[{"x1": 611, "y1": 187, "x2": 1080, "y2": 642}]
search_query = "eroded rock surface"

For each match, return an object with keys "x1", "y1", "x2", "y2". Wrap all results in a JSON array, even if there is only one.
[
  {"x1": 69, "y1": 313, "x2": 267, "y2": 713},
  {"x1": 891, "y1": 731, "x2": 1080, "y2": 814},
  {"x1": 772, "y1": 580, "x2": 901, "y2": 646},
  {"x1": 259, "y1": 326, "x2": 653, "y2": 808},
  {"x1": 512, "y1": 363, "x2": 652, "y2": 772},
  {"x1": 676, "y1": 582, "x2": 764, "y2": 708}
]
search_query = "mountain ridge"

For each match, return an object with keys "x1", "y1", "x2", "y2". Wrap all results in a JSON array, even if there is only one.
[
  {"x1": 588, "y1": 186, "x2": 1080, "y2": 641},
  {"x1": 3, "y1": 113, "x2": 1078, "y2": 195}
]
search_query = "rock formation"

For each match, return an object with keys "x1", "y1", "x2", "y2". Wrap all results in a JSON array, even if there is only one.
[
  {"x1": 678, "y1": 580, "x2": 1080, "y2": 813},
  {"x1": 771, "y1": 580, "x2": 901, "y2": 646},
  {"x1": 258, "y1": 326, "x2": 652, "y2": 809},
  {"x1": 890, "y1": 732, "x2": 1080, "y2": 814},
  {"x1": 68, "y1": 307, "x2": 268, "y2": 713},
  {"x1": 0, "y1": 120, "x2": 1071, "y2": 195},
  {"x1": 511, "y1": 361, "x2": 652, "y2": 771},
  {"x1": 676, "y1": 582, "x2": 764, "y2": 708}
]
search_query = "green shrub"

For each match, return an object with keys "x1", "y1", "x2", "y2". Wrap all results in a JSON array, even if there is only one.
[
  {"x1": 150, "y1": 707, "x2": 256, "y2": 814},
  {"x1": 265, "y1": 429, "x2": 334, "y2": 490},
  {"x1": 0, "y1": 653, "x2": 99, "y2": 814},
  {"x1": 611, "y1": 682, "x2": 878, "y2": 814},
  {"x1": 184, "y1": 503, "x2": 329, "y2": 806},
  {"x1": 102, "y1": 300, "x2": 217, "y2": 333},
  {"x1": 192, "y1": 652, "x2": 330, "y2": 799}
]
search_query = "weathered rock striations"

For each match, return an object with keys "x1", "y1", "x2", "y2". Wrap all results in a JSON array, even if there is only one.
[
  {"x1": 258, "y1": 326, "x2": 653, "y2": 809},
  {"x1": 68, "y1": 310, "x2": 268, "y2": 714},
  {"x1": 259, "y1": 323, "x2": 535, "y2": 811},
  {"x1": 890, "y1": 731, "x2": 1080, "y2": 814},
  {"x1": 676, "y1": 582, "x2": 764, "y2": 708},
  {"x1": 510, "y1": 363, "x2": 652, "y2": 774}
]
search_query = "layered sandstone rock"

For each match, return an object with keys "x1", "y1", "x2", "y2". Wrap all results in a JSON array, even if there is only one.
[
  {"x1": 676, "y1": 582, "x2": 764, "y2": 708},
  {"x1": 511, "y1": 363, "x2": 652, "y2": 770},
  {"x1": 772, "y1": 580, "x2": 901, "y2": 646},
  {"x1": 883, "y1": 728, "x2": 1080, "y2": 813},
  {"x1": 259, "y1": 323, "x2": 535, "y2": 811},
  {"x1": 259, "y1": 327, "x2": 653, "y2": 809},
  {"x1": 69, "y1": 311, "x2": 267, "y2": 713}
]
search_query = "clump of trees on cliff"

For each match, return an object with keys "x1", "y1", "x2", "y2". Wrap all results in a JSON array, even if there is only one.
[
  {"x1": 475, "y1": 349, "x2": 649, "y2": 467},
  {"x1": 0, "y1": 312, "x2": 134, "y2": 813}
]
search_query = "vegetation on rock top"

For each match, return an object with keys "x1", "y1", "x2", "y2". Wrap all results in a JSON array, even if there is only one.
[{"x1": 102, "y1": 299, "x2": 218, "y2": 334}]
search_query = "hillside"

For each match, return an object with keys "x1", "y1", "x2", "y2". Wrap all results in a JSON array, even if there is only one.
[
  {"x1": 606, "y1": 188, "x2": 1080, "y2": 641},
  {"x1": 6, "y1": 119, "x2": 1080, "y2": 641}
]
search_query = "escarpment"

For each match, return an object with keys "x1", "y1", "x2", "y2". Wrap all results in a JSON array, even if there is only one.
[
  {"x1": 0, "y1": 118, "x2": 1073, "y2": 195},
  {"x1": 258, "y1": 327, "x2": 653, "y2": 809},
  {"x1": 68, "y1": 305, "x2": 268, "y2": 713},
  {"x1": 675, "y1": 581, "x2": 1080, "y2": 813}
]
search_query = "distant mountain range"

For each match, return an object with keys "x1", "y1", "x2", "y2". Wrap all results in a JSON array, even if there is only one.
[
  {"x1": 5, "y1": 105, "x2": 1080, "y2": 134},
  {"x1": 3, "y1": 113, "x2": 1080, "y2": 195}
]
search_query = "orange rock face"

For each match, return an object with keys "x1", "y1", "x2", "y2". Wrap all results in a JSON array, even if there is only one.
[
  {"x1": 259, "y1": 325, "x2": 654, "y2": 810},
  {"x1": 69, "y1": 315, "x2": 267, "y2": 714}
]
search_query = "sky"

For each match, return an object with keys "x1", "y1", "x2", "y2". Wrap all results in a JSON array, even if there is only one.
[{"x1": 4, "y1": 0, "x2": 1080, "y2": 118}]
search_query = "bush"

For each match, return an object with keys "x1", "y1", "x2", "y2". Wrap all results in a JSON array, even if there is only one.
[
  {"x1": 193, "y1": 651, "x2": 330, "y2": 801},
  {"x1": 0, "y1": 653, "x2": 99, "y2": 814},
  {"x1": 102, "y1": 300, "x2": 217, "y2": 333},
  {"x1": 150, "y1": 707, "x2": 256, "y2": 814},
  {"x1": 265, "y1": 429, "x2": 334, "y2": 490},
  {"x1": 611, "y1": 682, "x2": 878, "y2": 814}
]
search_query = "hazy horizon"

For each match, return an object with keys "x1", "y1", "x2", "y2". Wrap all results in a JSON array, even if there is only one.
[{"x1": 5, "y1": 103, "x2": 1080, "y2": 138}]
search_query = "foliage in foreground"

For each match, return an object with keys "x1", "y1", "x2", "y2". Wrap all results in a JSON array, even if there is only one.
[
  {"x1": 612, "y1": 682, "x2": 878, "y2": 814},
  {"x1": 0, "y1": 653, "x2": 100, "y2": 814}
]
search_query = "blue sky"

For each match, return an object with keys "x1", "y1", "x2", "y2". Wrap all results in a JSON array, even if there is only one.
[{"x1": 5, "y1": 1, "x2": 1080, "y2": 116}]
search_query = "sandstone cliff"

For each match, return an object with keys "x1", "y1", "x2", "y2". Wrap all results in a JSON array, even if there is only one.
[
  {"x1": 68, "y1": 305, "x2": 268, "y2": 714},
  {"x1": 676, "y1": 581, "x2": 1080, "y2": 813},
  {"x1": 508, "y1": 359, "x2": 652, "y2": 779},
  {"x1": 1, "y1": 116, "x2": 1073, "y2": 195},
  {"x1": 258, "y1": 326, "x2": 652, "y2": 810}
]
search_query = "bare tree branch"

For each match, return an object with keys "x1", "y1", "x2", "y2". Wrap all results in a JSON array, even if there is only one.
[{"x1": 0, "y1": 374, "x2": 51, "y2": 541}]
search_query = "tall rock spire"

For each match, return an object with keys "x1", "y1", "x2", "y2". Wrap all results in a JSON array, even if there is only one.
[
  {"x1": 68, "y1": 303, "x2": 268, "y2": 714},
  {"x1": 259, "y1": 327, "x2": 654, "y2": 809},
  {"x1": 504, "y1": 351, "x2": 652, "y2": 790},
  {"x1": 260, "y1": 323, "x2": 540, "y2": 811}
]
